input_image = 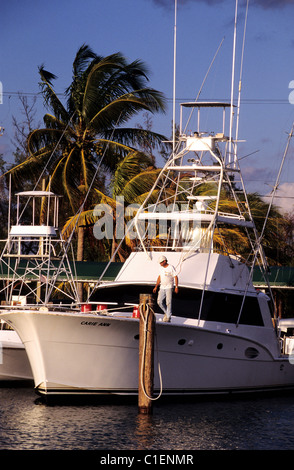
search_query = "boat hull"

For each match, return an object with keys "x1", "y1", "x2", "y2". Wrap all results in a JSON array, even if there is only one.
[
  {"x1": 0, "y1": 330, "x2": 33, "y2": 381},
  {"x1": 1, "y1": 309, "x2": 294, "y2": 396}
]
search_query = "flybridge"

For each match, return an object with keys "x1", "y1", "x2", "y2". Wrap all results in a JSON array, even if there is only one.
[
  {"x1": 131, "y1": 95, "x2": 261, "y2": 258},
  {"x1": 0, "y1": 190, "x2": 79, "y2": 306},
  {"x1": 176, "y1": 100, "x2": 241, "y2": 167},
  {"x1": 179, "y1": 101, "x2": 235, "y2": 136}
]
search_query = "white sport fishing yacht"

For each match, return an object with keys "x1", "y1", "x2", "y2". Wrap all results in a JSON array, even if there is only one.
[{"x1": 0, "y1": 100, "x2": 294, "y2": 397}]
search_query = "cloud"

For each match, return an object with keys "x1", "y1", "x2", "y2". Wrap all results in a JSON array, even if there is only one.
[
  {"x1": 241, "y1": 165, "x2": 277, "y2": 186},
  {"x1": 252, "y1": 0, "x2": 294, "y2": 8},
  {"x1": 271, "y1": 182, "x2": 294, "y2": 214}
]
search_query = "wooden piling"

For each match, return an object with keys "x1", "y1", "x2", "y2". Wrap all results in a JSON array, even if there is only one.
[{"x1": 138, "y1": 293, "x2": 155, "y2": 415}]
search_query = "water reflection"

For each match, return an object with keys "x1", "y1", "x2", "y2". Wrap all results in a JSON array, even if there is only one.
[
  {"x1": 135, "y1": 413, "x2": 156, "y2": 449},
  {"x1": 1, "y1": 387, "x2": 294, "y2": 450}
]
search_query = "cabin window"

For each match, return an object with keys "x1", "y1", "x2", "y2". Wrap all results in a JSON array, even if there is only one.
[
  {"x1": 170, "y1": 288, "x2": 264, "y2": 326},
  {"x1": 198, "y1": 291, "x2": 264, "y2": 326}
]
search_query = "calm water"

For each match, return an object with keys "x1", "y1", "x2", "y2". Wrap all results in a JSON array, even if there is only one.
[{"x1": 1, "y1": 385, "x2": 294, "y2": 452}]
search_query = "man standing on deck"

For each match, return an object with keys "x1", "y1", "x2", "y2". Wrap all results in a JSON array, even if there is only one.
[{"x1": 153, "y1": 256, "x2": 178, "y2": 322}]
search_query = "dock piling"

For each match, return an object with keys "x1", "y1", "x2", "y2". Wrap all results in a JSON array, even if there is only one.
[{"x1": 138, "y1": 293, "x2": 155, "y2": 415}]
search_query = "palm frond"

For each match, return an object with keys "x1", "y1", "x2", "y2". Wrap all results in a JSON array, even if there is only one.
[
  {"x1": 111, "y1": 151, "x2": 153, "y2": 196},
  {"x1": 38, "y1": 65, "x2": 69, "y2": 122},
  {"x1": 120, "y1": 169, "x2": 161, "y2": 203},
  {"x1": 62, "y1": 209, "x2": 98, "y2": 239},
  {"x1": 72, "y1": 44, "x2": 98, "y2": 78},
  {"x1": 27, "y1": 128, "x2": 66, "y2": 155},
  {"x1": 88, "y1": 90, "x2": 165, "y2": 131},
  {"x1": 38, "y1": 65, "x2": 57, "y2": 85},
  {"x1": 110, "y1": 127, "x2": 171, "y2": 153},
  {"x1": 4, "y1": 147, "x2": 53, "y2": 186}
]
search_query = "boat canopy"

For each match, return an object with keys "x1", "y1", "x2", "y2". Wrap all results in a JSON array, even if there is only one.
[
  {"x1": 180, "y1": 101, "x2": 235, "y2": 108},
  {"x1": 15, "y1": 191, "x2": 60, "y2": 197}
]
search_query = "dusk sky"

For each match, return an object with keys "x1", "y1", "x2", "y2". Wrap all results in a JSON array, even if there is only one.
[{"x1": 1, "y1": 0, "x2": 294, "y2": 212}]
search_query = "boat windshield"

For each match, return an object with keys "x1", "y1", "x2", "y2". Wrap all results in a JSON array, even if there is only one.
[{"x1": 93, "y1": 284, "x2": 264, "y2": 326}]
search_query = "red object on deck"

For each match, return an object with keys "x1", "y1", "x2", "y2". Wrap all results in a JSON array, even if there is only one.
[
  {"x1": 81, "y1": 304, "x2": 92, "y2": 312},
  {"x1": 96, "y1": 304, "x2": 108, "y2": 312},
  {"x1": 132, "y1": 306, "x2": 140, "y2": 318}
]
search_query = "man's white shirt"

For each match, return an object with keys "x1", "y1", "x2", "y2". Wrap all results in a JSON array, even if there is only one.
[{"x1": 159, "y1": 265, "x2": 176, "y2": 289}]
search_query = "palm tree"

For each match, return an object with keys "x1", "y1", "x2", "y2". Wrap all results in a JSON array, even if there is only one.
[
  {"x1": 246, "y1": 193, "x2": 292, "y2": 265},
  {"x1": 62, "y1": 150, "x2": 163, "y2": 263},
  {"x1": 210, "y1": 191, "x2": 288, "y2": 265},
  {"x1": 5, "y1": 44, "x2": 168, "y2": 259},
  {"x1": 281, "y1": 210, "x2": 294, "y2": 264}
]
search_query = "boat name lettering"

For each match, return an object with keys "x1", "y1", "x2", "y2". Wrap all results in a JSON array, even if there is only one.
[{"x1": 81, "y1": 321, "x2": 110, "y2": 327}]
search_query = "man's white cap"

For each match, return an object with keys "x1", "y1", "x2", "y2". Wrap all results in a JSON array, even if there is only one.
[{"x1": 158, "y1": 255, "x2": 167, "y2": 263}]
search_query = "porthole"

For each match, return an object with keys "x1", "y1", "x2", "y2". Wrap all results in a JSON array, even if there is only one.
[
  {"x1": 245, "y1": 347, "x2": 259, "y2": 359},
  {"x1": 217, "y1": 343, "x2": 223, "y2": 350},
  {"x1": 178, "y1": 339, "x2": 186, "y2": 346}
]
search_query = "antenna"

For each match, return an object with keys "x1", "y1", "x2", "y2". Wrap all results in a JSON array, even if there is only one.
[
  {"x1": 235, "y1": 0, "x2": 249, "y2": 166},
  {"x1": 182, "y1": 36, "x2": 224, "y2": 136},
  {"x1": 172, "y1": 0, "x2": 177, "y2": 157},
  {"x1": 229, "y1": 0, "x2": 238, "y2": 166}
]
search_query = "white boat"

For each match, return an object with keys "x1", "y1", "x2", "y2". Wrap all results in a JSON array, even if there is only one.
[
  {"x1": 1, "y1": 2, "x2": 294, "y2": 396},
  {"x1": 0, "y1": 190, "x2": 79, "y2": 385},
  {"x1": 1, "y1": 99, "x2": 294, "y2": 397},
  {"x1": 0, "y1": 320, "x2": 33, "y2": 381}
]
